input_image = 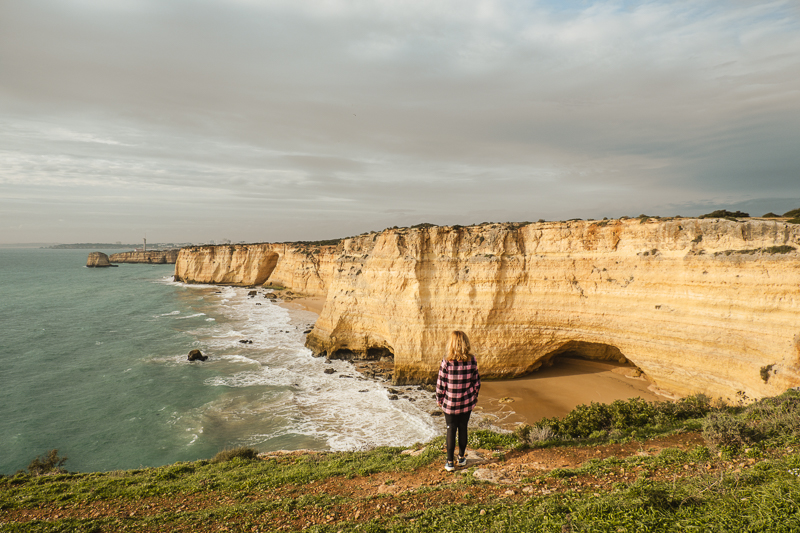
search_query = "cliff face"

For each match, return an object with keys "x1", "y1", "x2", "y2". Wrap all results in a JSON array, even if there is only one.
[
  {"x1": 174, "y1": 219, "x2": 800, "y2": 399},
  {"x1": 86, "y1": 251, "x2": 115, "y2": 267},
  {"x1": 109, "y1": 250, "x2": 180, "y2": 264},
  {"x1": 173, "y1": 243, "x2": 336, "y2": 294}
]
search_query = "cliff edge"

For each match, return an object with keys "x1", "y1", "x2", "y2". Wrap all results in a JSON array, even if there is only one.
[{"x1": 173, "y1": 218, "x2": 800, "y2": 399}]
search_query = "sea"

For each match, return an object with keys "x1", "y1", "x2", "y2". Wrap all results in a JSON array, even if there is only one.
[{"x1": 0, "y1": 248, "x2": 438, "y2": 475}]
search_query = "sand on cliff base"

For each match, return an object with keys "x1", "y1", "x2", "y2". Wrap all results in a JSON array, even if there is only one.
[
  {"x1": 279, "y1": 297, "x2": 325, "y2": 315},
  {"x1": 477, "y1": 357, "x2": 663, "y2": 428}
]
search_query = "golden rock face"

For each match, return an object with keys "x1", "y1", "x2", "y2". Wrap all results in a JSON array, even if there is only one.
[
  {"x1": 174, "y1": 219, "x2": 800, "y2": 399},
  {"x1": 109, "y1": 250, "x2": 179, "y2": 264}
]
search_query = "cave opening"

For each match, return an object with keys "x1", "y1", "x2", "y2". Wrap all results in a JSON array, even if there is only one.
[
  {"x1": 328, "y1": 344, "x2": 394, "y2": 361},
  {"x1": 329, "y1": 348, "x2": 356, "y2": 360},
  {"x1": 534, "y1": 340, "x2": 646, "y2": 380},
  {"x1": 366, "y1": 346, "x2": 394, "y2": 360},
  {"x1": 477, "y1": 340, "x2": 659, "y2": 426}
]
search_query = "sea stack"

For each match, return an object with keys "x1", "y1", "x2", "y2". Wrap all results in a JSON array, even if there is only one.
[{"x1": 86, "y1": 252, "x2": 117, "y2": 268}]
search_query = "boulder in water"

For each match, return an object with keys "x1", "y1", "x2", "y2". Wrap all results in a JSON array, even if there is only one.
[{"x1": 188, "y1": 349, "x2": 208, "y2": 362}]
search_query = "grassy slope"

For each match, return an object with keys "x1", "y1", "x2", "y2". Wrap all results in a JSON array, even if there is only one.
[{"x1": 3, "y1": 394, "x2": 800, "y2": 532}]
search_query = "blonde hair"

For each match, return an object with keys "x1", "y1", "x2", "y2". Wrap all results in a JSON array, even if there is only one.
[{"x1": 446, "y1": 331, "x2": 472, "y2": 362}]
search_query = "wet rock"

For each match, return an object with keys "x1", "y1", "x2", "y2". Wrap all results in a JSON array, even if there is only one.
[
  {"x1": 359, "y1": 389, "x2": 369, "y2": 393},
  {"x1": 188, "y1": 349, "x2": 208, "y2": 362},
  {"x1": 248, "y1": 290, "x2": 258, "y2": 297},
  {"x1": 324, "y1": 368, "x2": 336, "y2": 374},
  {"x1": 304, "y1": 329, "x2": 312, "y2": 334},
  {"x1": 388, "y1": 394, "x2": 399, "y2": 400},
  {"x1": 430, "y1": 410, "x2": 444, "y2": 417},
  {"x1": 239, "y1": 340, "x2": 253, "y2": 344}
]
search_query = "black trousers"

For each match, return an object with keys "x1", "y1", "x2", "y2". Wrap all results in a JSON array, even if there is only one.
[{"x1": 444, "y1": 411, "x2": 472, "y2": 462}]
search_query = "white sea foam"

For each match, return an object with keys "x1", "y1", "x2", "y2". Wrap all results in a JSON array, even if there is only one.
[
  {"x1": 167, "y1": 283, "x2": 438, "y2": 451},
  {"x1": 174, "y1": 312, "x2": 206, "y2": 320}
]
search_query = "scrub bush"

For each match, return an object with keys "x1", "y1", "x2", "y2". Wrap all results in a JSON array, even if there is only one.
[
  {"x1": 212, "y1": 447, "x2": 260, "y2": 463},
  {"x1": 27, "y1": 449, "x2": 68, "y2": 476}
]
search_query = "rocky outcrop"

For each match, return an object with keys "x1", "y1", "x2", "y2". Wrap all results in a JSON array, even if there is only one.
[
  {"x1": 173, "y1": 219, "x2": 800, "y2": 400},
  {"x1": 188, "y1": 349, "x2": 207, "y2": 362},
  {"x1": 86, "y1": 252, "x2": 117, "y2": 267},
  {"x1": 109, "y1": 250, "x2": 180, "y2": 264},
  {"x1": 173, "y1": 243, "x2": 336, "y2": 294}
]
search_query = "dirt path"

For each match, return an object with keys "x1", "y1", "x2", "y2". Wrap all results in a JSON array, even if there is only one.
[{"x1": 3, "y1": 433, "x2": 716, "y2": 531}]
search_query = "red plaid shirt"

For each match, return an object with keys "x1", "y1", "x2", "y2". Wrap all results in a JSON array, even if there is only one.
[{"x1": 436, "y1": 356, "x2": 481, "y2": 415}]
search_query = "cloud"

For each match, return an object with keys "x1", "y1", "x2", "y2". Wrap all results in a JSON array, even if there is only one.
[{"x1": 0, "y1": 0, "x2": 799, "y2": 242}]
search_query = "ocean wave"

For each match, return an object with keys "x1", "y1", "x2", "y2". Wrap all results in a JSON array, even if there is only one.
[
  {"x1": 171, "y1": 284, "x2": 438, "y2": 452},
  {"x1": 174, "y1": 312, "x2": 206, "y2": 320}
]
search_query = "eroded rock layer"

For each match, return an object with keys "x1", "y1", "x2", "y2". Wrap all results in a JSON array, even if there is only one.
[
  {"x1": 173, "y1": 219, "x2": 800, "y2": 399},
  {"x1": 86, "y1": 251, "x2": 114, "y2": 267},
  {"x1": 109, "y1": 250, "x2": 180, "y2": 264}
]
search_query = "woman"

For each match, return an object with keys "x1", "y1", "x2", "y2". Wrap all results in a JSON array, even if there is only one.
[{"x1": 436, "y1": 330, "x2": 481, "y2": 472}]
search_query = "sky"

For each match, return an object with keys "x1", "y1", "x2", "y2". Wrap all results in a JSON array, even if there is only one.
[{"x1": 1, "y1": 0, "x2": 799, "y2": 245}]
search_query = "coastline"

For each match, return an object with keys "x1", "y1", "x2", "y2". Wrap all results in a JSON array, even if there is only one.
[
  {"x1": 278, "y1": 296, "x2": 325, "y2": 315},
  {"x1": 276, "y1": 292, "x2": 666, "y2": 432}
]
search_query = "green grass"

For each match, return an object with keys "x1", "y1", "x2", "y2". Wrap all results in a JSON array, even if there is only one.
[
  {"x1": 0, "y1": 447, "x2": 441, "y2": 509},
  {"x1": 4, "y1": 391, "x2": 800, "y2": 532}
]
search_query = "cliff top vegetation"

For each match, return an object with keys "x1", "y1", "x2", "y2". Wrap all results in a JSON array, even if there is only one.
[{"x1": 3, "y1": 390, "x2": 799, "y2": 532}]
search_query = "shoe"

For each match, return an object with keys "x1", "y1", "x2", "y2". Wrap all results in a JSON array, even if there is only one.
[
  {"x1": 444, "y1": 461, "x2": 455, "y2": 472},
  {"x1": 457, "y1": 456, "x2": 467, "y2": 467}
]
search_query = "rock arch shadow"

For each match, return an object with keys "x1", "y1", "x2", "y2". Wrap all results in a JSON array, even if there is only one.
[
  {"x1": 327, "y1": 342, "x2": 395, "y2": 362},
  {"x1": 534, "y1": 340, "x2": 646, "y2": 379}
]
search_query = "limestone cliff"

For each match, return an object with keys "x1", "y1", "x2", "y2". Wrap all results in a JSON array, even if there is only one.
[
  {"x1": 173, "y1": 219, "x2": 800, "y2": 400},
  {"x1": 86, "y1": 251, "x2": 116, "y2": 267},
  {"x1": 173, "y1": 243, "x2": 336, "y2": 293},
  {"x1": 109, "y1": 250, "x2": 180, "y2": 264}
]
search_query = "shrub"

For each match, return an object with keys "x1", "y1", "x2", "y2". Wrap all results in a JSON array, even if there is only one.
[
  {"x1": 514, "y1": 423, "x2": 557, "y2": 444},
  {"x1": 27, "y1": 449, "x2": 68, "y2": 476},
  {"x1": 212, "y1": 447, "x2": 260, "y2": 463},
  {"x1": 760, "y1": 364, "x2": 774, "y2": 383},
  {"x1": 512, "y1": 424, "x2": 532, "y2": 443},
  {"x1": 783, "y1": 208, "x2": 800, "y2": 218},
  {"x1": 536, "y1": 395, "x2": 712, "y2": 440},
  {"x1": 699, "y1": 209, "x2": 749, "y2": 219},
  {"x1": 702, "y1": 412, "x2": 761, "y2": 450},
  {"x1": 744, "y1": 390, "x2": 800, "y2": 442},
  {"x1": 762, "y1": 212, "x2": 780, "y2": 218}
]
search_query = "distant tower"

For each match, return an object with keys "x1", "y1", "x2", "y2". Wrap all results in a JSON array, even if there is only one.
[{"x1": 143, "y1": 237, "x2": 147, "y2": 252}]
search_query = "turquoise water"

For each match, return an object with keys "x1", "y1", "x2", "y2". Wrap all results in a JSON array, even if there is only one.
[{"x1": 0, "y1": 249, "x2": 437, "y2": 474}]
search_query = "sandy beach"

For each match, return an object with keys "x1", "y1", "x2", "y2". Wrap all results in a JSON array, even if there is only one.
[
  {"x1": 279, "y1": 296, "x2": 325, "y2": 315},
  {"x1": 477, "y1": 357, "x2": 663, "y2": 428}
]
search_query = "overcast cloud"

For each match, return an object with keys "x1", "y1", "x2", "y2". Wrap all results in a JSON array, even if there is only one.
[{"x1": 1, "y1": 0, "x2": 799, "y2": 244}]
